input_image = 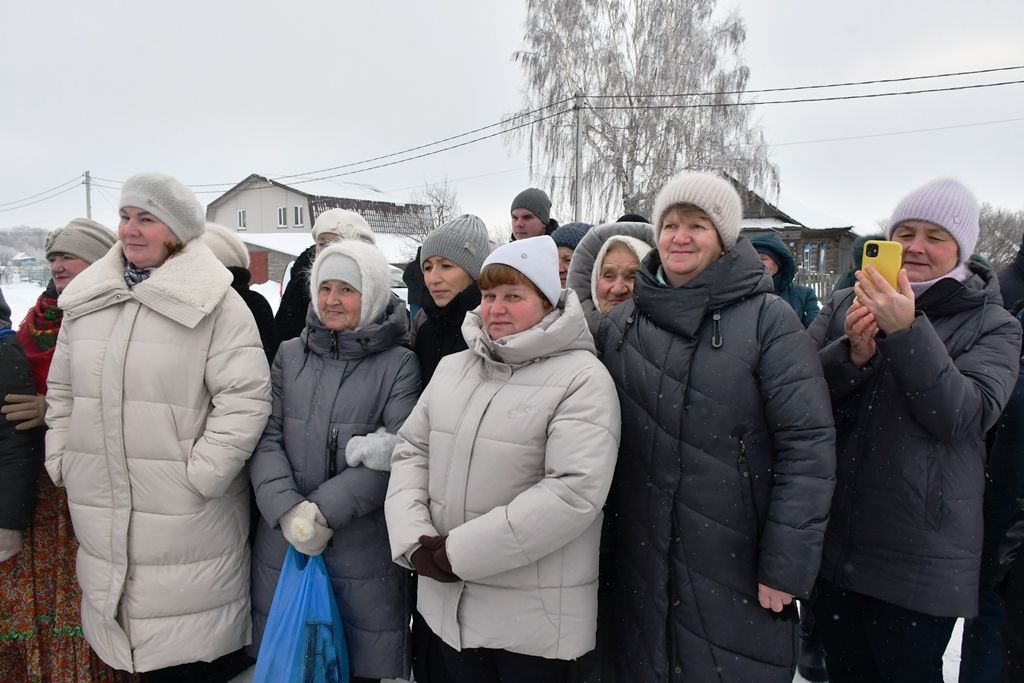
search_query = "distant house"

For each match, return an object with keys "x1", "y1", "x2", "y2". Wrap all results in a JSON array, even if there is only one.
[
  {"x1": 734, "y1": 180, "x2": 857, "y2": 295},
  {"x1": 205, "y1": 173, "x2": 433, "y2": 283}
]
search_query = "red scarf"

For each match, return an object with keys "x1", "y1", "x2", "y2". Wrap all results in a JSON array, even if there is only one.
[{"x1": 16, "y1": 285, "x2": 62, "y2": 394}]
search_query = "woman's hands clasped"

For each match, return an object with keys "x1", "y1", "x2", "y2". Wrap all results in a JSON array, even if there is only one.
[{"x1": 845, "y1": 266, "x2": 915, "y2": 367}]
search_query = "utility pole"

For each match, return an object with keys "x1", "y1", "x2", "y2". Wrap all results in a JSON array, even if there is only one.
[
  {"x1": 573, "y1": 91, "x2": 584, "y2": 222},
  {"x1": 83, "y1": 171, "x2": 92, "y2": 219}
]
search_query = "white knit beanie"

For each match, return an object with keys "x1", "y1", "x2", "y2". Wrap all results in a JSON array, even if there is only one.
[
  {"x1": 651, "y1": 172, "x2": 743, "y2": 250},
  {"x1": 481, "y1": 235, "x2": 561, "y2": 307},
  {"x1": 201, "y1": 222, "x2": 250, "y2": 269},
  {"x1": 590, "y1": 235, "x2": 653, "y2": 309},
  {"x1": 310, "y1": 241, "x2": 391, "y2": 329},
  {"x1": 119, "y1": 173, "x2": 206, "y2": 242},
  {"x1": 312, "y1": 208, "x2": 376, "y2": 245}
]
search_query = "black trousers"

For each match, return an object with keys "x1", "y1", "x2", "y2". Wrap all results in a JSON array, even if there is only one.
[
  {"x1": 811, "y1": 579, "x2": 956, "y2": 683},
  {"x1": 138, "y1": 648, "x2": 253, "y2": 682},
  {"x1": 1004, "y1": 548, "x2": 1024, "y2": 683},
  {"x1": 435, "y1": 631, "x2": 569, "y2": 683}
]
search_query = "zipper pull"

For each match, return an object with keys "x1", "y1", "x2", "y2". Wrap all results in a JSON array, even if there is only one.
[
  {"x1": 711, "y1": 310, "x2": 723, "y2": 349},
  {"x1": 330, "y1": 332, "x2": 338, "y2": 359},
  {"x1": 328, "y1": 427, "x2": 339, "y2": 478}
]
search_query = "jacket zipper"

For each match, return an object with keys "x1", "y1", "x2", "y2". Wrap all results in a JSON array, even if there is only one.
[{"x1": 328, "y1": 427, "x2": 339, "y2": 480}]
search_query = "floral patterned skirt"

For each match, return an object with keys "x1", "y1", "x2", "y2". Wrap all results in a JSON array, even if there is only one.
[{"x1": 0, "y1": 472, "x2": 135, "y2": 682}]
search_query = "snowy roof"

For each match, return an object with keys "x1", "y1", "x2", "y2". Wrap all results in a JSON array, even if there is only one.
[{"x1": 234, "y1": 230, "x2": 420, "y2": 265}]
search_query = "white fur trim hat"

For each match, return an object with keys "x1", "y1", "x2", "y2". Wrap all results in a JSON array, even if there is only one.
[
  {"x1": 119, "y1": 172, "x2": 206, "y2": 242},
  {"x1": 590, "y1": 235, "x2": 653, "y2": 309},
  {"x1": 481, "y1": 235, "x2": 561, "y2": 307},
  {"x1": 201, "y1": 222, "x2": 250, "y2": 269},
  {"x1": 651, "y1": 171, "x2": 743, "y2": 250},
  {"x1": 310, "y1": 241, "x2": 391, "y2": 329},
  {"x1": 312, "y1": 208, "x2": 376, "y2": 245}
]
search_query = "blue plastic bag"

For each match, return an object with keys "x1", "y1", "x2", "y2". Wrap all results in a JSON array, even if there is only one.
[{"x1": 254, "y1": 547, "x2": 350, "y2": 683}]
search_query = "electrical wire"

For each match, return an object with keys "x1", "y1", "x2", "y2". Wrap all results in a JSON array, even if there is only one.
[
  {"x1": 0, "y1": 176, "x2": 81, "y2": 207},
  {"x1": 0, "y1": 184, "x2": 81, "y2": 213},
  {"x1": 587, "y1": 64, "x2": 1024, "y2": 99},
  {"x1": 766, "y1": 116, "x2": 1024, "y2": 148},
  {"x1": 588, "y1": 79, "x2": 1024, "y2": 110}
]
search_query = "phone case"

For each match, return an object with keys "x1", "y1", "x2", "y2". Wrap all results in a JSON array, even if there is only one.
[{"x1": 861, "y1": 240, "x2": 903, "y2": 289}]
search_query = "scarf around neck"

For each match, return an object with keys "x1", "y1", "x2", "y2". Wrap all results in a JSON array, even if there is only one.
[
  {"x1": 910, "y1": 263, "x2": 972, "y2": 298},
  {"x1": 123, "y1": 261, "x2": 155, "y2": 288},
  {"x1": 16, "y1": 281, "x2": 62, "y2": 393}
]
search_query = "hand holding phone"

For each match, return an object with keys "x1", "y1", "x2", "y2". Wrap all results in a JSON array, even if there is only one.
[{"x1": 861, "y1": 241, "x2": 902, "y2": 289}]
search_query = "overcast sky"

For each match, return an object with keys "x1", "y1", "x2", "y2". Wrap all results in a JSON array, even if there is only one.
[{"x1": 1, "y1": 0, "x2": 1022, "y2": 236}]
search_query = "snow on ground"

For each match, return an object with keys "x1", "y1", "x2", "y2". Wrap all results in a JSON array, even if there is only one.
[{"x1": 1, "y1": 279, "x2": 44, "y2": 325}]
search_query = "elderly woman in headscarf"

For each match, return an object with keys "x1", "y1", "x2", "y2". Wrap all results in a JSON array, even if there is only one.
[
  {"x1": 44, "y1": 174, "x2": 272, "y2": 679},
  {"x1": 566, "y1": 221, "x2": 655, "y2": 337},
  {"x1": 250, "y1": 239, "x2": 421, "y2": 683}
]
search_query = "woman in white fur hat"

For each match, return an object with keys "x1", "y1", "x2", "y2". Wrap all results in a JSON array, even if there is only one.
[
  {"x1": 250, "y1": 239, "x2": 420, "y2": 683},
  {"x1": 386, "y1": 236, "x2": 620, "y2": 683},
  {"x1": 43, "y1": 173, "x2": 272, "y2": 679},
  {"x1": 598, "y1": 172, "x2": 836, "y2": 682}
]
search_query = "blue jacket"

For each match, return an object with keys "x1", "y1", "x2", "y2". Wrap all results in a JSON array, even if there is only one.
[{"x1": 751, "y1": 232, "x2": 820, "y2": 328}]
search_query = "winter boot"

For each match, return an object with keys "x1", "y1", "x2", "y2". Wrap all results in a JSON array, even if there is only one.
[{"x1": 798, "y1": 602, "x2": 829, "y2": 682}]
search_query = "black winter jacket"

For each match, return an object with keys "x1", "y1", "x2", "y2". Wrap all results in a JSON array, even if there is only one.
[
  {"x1": 273, "y1": 245, "x2": 316, "y2": 344},
  {"x1": 999, "y1": 242, "x2": 1024, "y2": 311},
  {"x1": 599, "y1": 237, "x2": 836, "y2": 683},
  {"x1": 808, "y1": 263, "x2": 1021, "y2": 617},
  {"x1": 228, "y1": 266, "x2": 278, "y2": 364},
  {"x1": 0, "y1": 327, "x2": 42, "y2": 530},
  {"x1": 412, "y1": 283, "x2": 480, "y2": 385}
]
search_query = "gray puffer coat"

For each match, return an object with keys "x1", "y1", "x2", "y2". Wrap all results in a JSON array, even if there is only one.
[
  {"x1": 250, "y1": 297, "x2": 421, "y2": 680},
  {"x1": 599, "y1": 237, "x2": 836, "y2": 683},
  {"x1": 808, "y1": 263, "x2": 1021, "y2": 617}
]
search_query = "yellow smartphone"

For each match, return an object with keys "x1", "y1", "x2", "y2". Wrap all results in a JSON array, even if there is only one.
[{"x1": 861, "y1": 240, "x2": 903, "y2": 289}]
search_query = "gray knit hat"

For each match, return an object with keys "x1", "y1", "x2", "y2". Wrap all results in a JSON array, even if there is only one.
[
  {"x1": 44, "y1": 218, "x2": 117, "y2": 264},
  {"x1": 420, "y1": 214, "x2": 490, "y2": 279},
  {"x1": 510, "y1": 187, "x2": 552, "y2": 225},
  {"x1": 651, "y1": 172, "x2": 743, "y2": 249},
  {"x1": 119, "y1": 173, "x2": 206, "y2": 242},
  {"x1": 201, "y1": 222, "x2": 250, "y2": 270},
  {"x1": 551, "y1": 222, "x2": 593, "y2": 250},
  {"x1": 888, "y1": 178, "x2": 979, "y2": 266}
]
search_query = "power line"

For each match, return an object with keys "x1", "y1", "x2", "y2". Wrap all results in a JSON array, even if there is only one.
[
  {"x1": 587, "y1": 64, "x2": 1024, "y2": 99},
  {"x1": 587, "y1": 79, "x2": 1024, "y2": 110},
  {"x1": 767, "y1": 116, "x2": 1024, "y2": 148},
  {"x1": 0, "y1": 184, "x2": 81, "y2": 213},
  {"x1": 0, "y1": 176, "x2": 81, "y2": 208}
]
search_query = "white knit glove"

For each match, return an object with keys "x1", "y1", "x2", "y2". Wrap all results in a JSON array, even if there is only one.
[
  {"x1": 345, "y1": 427, "x2": 399, "y2": 472},
  {"x1": 0, "y1": 528, "x2": 22, "y2": 563},
  {"x1": 279, "y1": 501, "x2": 333, "y2": 556}
]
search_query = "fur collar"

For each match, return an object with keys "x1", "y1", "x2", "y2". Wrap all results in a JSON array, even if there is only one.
[{"x1": 59, "y1": 240, "x2": 231, "y2": 328}]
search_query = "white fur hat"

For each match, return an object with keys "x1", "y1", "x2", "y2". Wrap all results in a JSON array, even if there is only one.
[
  {"x1": 310, "y1": 240, "x2": 391, "y2": 329},
  {"x1": 312, "y1": 208, "x2": 376, "y2": 245},
  {"x1": 590, "y1": 235, "x2": 653, "y2": 309},
  {"x1": 201, "y1": 222, "x2": 250, "y2": 269},
  {"x1": 651, "y1": 171, "x2": 743, "y2": 250},
  {"x1": 481, "y1": 235, "x2": 561, "y2": 307},
  {"x1": 119, "y1": 172, "x2": 206, "y2": 242}
]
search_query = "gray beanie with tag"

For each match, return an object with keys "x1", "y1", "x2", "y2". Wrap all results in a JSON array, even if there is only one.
[{"x1": 420, "y1": 214, "x2": 490, "y2": 278}]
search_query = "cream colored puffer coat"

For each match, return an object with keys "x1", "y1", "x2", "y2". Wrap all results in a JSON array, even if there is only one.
[
  {"x1": 44, "y1": 240, "x2": 271, "y2": 673},
  {"x1": 385, "y1": 289, "x2": 620, "y2": 660}
]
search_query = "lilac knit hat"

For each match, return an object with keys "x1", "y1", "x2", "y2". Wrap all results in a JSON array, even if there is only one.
[{"x1": 888, "y1": 178, "x2": 979, "y2": 265}]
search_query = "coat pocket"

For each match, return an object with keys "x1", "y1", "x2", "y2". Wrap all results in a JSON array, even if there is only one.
[
  {"x1": 737, "y1": 437, "x2": 760, "y2": 531},
  {"x1": 925, "y1": 452, "x2": 944, "y2": 530}
]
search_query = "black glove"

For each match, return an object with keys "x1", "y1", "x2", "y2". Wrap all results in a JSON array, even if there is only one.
[{"x1": 412, "y1": 535, "x2": 460, "y2": 583}]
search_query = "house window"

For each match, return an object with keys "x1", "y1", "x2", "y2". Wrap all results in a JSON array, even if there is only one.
[
  {"x1": 277, "y1": 207, "x2": 287, "y2": 228},
  {"x1": 294, "y1": 206, "x2": 304, "y2": 228},
  {"x1": 237, "y1": 210, "x2": 247, "y2": 230},
  {"x1": 818, "y1": 243, "x2": 827, "y2": 272},
  {"x1": 803, "y1": 243, "x2": 813, "y2": 271}
]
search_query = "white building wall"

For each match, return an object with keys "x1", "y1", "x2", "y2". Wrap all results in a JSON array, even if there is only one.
[{"x1": 208, "y1": 178, "x2": 311, "y2": 234}]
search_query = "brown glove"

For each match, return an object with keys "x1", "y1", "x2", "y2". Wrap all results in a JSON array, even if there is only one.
[
  {"x1": 2, "y1": 394, "x2": 46, "y2": 431},
  {"x1": 412, "y1": 534, "x2": 460, "y2": 583}
]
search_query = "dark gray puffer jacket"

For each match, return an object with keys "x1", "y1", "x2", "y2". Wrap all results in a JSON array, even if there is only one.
[
  {"x1": 599, "y1": 237, "x2": 836, "y2": 683},
  {"x1": 250, "y1": 296, "x2": 421, "y2": 680},
  {"x1": 808, "y1": 263, "x2": 1021, "y2": 618}
]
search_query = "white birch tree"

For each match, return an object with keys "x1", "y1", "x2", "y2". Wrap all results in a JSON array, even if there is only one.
[{"x1": 507, "y1": 0, "x2": 778, "y2": 218}]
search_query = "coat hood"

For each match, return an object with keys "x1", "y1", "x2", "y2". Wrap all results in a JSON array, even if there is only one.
[
  {"x1": 58, "y1": 240, "x2": 232, "y2": 328},
  {"x1": 566, "y1": 222, "x2": 657, "y2": 334},
  {"x1": 302, "y1": 292, "x2": 409, "y2": 360},
  {"x1": 750, "y1": 232, "x2": 796, "y2": 288},
  {"x1": 632, "y1": 236, "x2": 772, "y2": 339},
  {"x1": 462, "y1": 288, "x2": 596, "y2": 367}
]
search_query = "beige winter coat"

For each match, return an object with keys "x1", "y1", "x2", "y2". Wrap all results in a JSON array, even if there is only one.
[
  {"x1": 44, "y1": 241, "x2": 271, "y2": 672},
  {"x1": 385, "y1": 289, "x2": 620, "y2": 660}
]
